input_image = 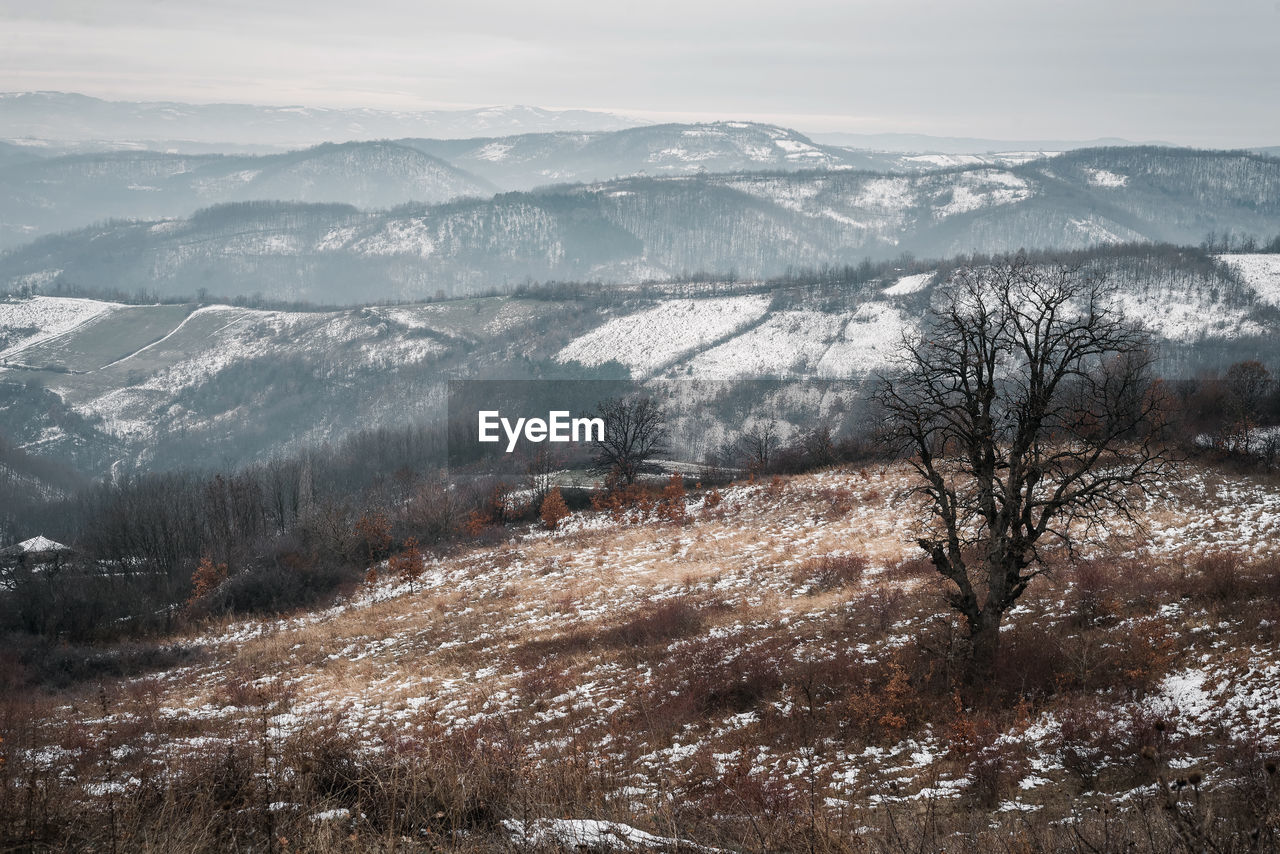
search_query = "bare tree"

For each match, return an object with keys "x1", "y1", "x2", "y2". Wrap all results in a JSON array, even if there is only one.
[
  {"x1": 1222, "y1": 360, "x2": 1273, "y2": 453},
  {"x1": 1224, "y1": 360, "x2": 1272, "y2": 421},
  {"x1": 524, "y1": 446, "x2": 562, "y2": 507},
  {"x1": 738, "y1": 422, "x2": 780, "y2": 474},
  {"x1": 591, "y1": 395, "x2": 668, "y2": 486},
  {"x1": 874, "y1": 256, "x2": 1174, "y2": 679}
]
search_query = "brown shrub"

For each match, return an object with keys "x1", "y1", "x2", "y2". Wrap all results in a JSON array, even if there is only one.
[
  {"x1": 1055, "y1": 698, "x2": 1120, "y2": 789},
  {"x1": 1195, "y1": 553, "x2": 1245, "y2": 601},
  {"x1": 818, "y1": 486, "x2": 855, "y2": 517},
  {"x1": 947, "y1": 703, "x2": 1027, "y2": 807},
  {"x1": 861, "y1": 586, "x2": 909, "y2": 634},
  {"x1": 539, "y1": 486, "x2": 570, "y2": 530},
  {"x1": 1072, "y1": 559, "x2": 1117, "y2": 627},
  {"x1": 591, "y1": 478, "x2": 655, "y2": 521},
  {"x1": 387, "y1": 536, "x2": 424, "y2": 586},
  {"x1": 186, "y1": 555, "x2": 228, "y2": 611},
  {"x1": 636, "y1": 635, "x2": 788, "y2": 729},
  {"x1": 992, "y1": 623, "x2": 1070, "y2": 700},
  {"x1": 599, "y1": 597, "x2": 710, "y2": 648},
  {"x1": 885, "y1": 555, "x2": 935, "y2": 582},
  {"x1": 792, "y1": 553, "x2": 867, "y2": 593},
  {"x1": 657, "y1": 473, "x2": 688, "y2": 524},
  {"x1": 840, "y1": 659, "x2": 924, "y2": 742}
]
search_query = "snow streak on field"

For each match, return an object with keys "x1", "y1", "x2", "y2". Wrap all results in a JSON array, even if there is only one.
[
  {"x1": 680, "y1": 302, "x2": 913, "y2": 380},
  {"x1": 682, "y1": 310, "x2": 846, "y2": 379},
  {"x1": 0, "y1": 296, "x2": 117, "y2": 360},
  {"x1": 815, "y1": 303, "x2": 914, "y2": 376},
  {"x1": 882, "y1": 272, "x2": 934, "y2": 296},
  {"x1": 555, "y1": 295, "x2": 771, "y2": 376}
]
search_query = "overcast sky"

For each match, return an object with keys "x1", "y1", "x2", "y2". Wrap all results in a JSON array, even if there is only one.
[{"x1": 2, "y1": 0, "x2": 1278, "y2": 146}]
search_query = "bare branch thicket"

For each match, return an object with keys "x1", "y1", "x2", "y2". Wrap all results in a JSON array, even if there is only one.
[{"x1": 874, "y1": 254, "x2": 1177, "y2": 679}]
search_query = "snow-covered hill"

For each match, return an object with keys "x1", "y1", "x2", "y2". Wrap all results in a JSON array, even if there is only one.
[
  {"x1": 12, "y1": 459, "x2": 1280, "y2": 849},
  {"x1": 404, "y1": 122, "x2": 905, "y2": 190},
  {"x1": 2, "y1": 246, "x2": 1276, "y2": 476}
]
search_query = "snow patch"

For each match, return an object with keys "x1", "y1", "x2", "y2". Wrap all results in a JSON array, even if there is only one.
[
  {"x1": 1086, "y1": 168, "x2": 1129, "y2": 188},
  {"x1": 883, "y1": 272, "x2": 934, "y2": 296},
  {"x1": 1218, "y1": 254, "x2": 1280, "y2": 307},
  {"x1": 555, "y1": 295, "x2": 771, "y2": 376}
]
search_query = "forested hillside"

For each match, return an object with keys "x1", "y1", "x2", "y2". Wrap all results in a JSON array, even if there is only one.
[{"x1": 4, "y1": 148, "x2": 1277, "y2": 303}]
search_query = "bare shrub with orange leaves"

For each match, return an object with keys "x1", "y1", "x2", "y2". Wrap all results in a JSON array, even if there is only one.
[
  {"x1": 388, "y1": 537, "x2": 424, "y2": 589},
  {"x1": 702, "y1": 487, "x2": 722, "y2": 511},
  {"x1": 187, "y1": 554, "x2": 228, "y2": 610},
  {"x1": 657, "y1": 473, "x2": 687, "y2": 524},
  {"x1": 464, "y1": 508, "x2": 492, "y2": 537},
  {"x1": 540, "y1": 487, "x2": 570, "y2": 530},
  {"x1": 353, "y1": 511, "x2": 392, "y2": 565},
  {"x1": 590, "y1": 474, "x2": 654, "y2": 522},
  {"x1": 840, "y1": 659, "x2": 924, "y2": 742}
]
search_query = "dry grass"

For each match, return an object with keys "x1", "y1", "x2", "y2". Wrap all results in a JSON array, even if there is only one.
[{"x1": 4, "y1": 462, "x2": 1280, "y2": 851}]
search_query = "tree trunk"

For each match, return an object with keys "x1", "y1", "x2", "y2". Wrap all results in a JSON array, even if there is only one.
[{"x1": 967, "y1": 608, "x2": 1002, "y2": 684}]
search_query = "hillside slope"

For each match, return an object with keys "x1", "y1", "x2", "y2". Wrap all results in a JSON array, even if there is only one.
[
  {"x1": 2, "y1": 248, "x2": 1276, "y2": 477},
  {"x1": 6, "y1": 462, "x2": 1279, "y2": 849}
]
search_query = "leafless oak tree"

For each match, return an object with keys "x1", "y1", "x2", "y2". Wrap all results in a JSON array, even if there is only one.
[
  {"x1": 874, "y1": 256, "x2": 1174, "y2": 680},
  {"x1": 591, "y1": 395, "x2": 668, "y2": 486}
]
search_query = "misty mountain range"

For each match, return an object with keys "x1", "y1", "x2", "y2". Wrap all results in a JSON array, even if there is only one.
[
  {"x1": 0, "y1": 91, "x2": 639, "y2": 148},
  {"x1": 0, "y1": 141, "x2": 496, "y2": 249},
  {"x1": 0, "y1": 122, "x2": 1059, "y2": 250},
  {"x1": 809, "y1": 132, "x2": 1177, "y2": 154},
  {"x1": 3, "y1": 146, "x2": 1278, "y2": 304},
  {"x1": 3, "y1": 92, "x2": 1183, "y2": 155}
]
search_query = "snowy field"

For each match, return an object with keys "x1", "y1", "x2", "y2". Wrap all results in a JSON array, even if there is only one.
[
  {"x1": 0, "y1": 295, "x2": 118, "y2": 361},
  {"x1": 555, "y1": 295, "x2": 771, "y2": 376}
]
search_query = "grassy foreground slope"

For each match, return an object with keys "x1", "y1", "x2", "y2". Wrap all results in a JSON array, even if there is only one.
[{"x1": 4, "y1": 462, "x2": 1279, "y2": 851}]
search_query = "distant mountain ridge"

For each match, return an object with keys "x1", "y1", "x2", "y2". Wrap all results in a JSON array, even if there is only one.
[
  {"x1": 0, "y1": 92, "x2": 641, "y2": 147},
  {"x1": 0, "y1": 123, "x2": 1032, "y2": 249},
  {"x1": 4, "y1": 147, "x2": 1277, "y2": 304},
  {"x1": 0, "y1": 121, "x2": 1185, "y2": 251},
  {"x1": 400, "y1": 122, "x2": 908, "y2": 190},
  {"x1": 811, "y1": 132, "x2": 1177, "y2": 154},
  {"x1": 0, "y1": 141, "x2": 495, "y2": 249}
]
